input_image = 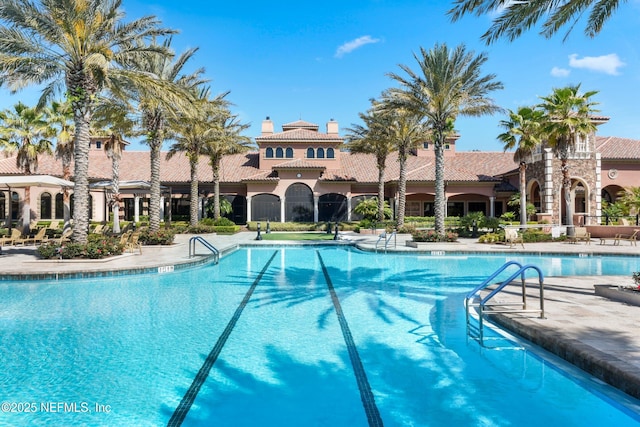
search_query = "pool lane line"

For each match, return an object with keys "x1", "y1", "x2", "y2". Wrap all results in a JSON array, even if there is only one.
[
  {"x1": 167, "y1": 250, "x2": 279, "y2": 427},
  {"x1": 316, "y1": 251, "x2": 384, "y2": 427}
]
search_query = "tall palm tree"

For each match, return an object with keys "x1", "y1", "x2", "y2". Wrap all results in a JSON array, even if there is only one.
[
  {"x1": 449, "y1": 0, "x2": 626, "y2": 43},
  {"x1": 166, "y1": 88, "x2": 226, "y2": 227},
  {"x1": 345, "y1": 103, "x2": 396, "y2": 222},
  {"x1": 498, "y1": 106, "x2": 545, "y2": 228},
  {"x1": 205, "y1": 112, "x2": 251, "y2": 220},
  {"x1": 376, "y1": 94, "x2": 429, "y2": 228},
  {"x1": 44, "y1": 100, "x2": 74, "y2": 229},
  {"x1": 0, "y1": 0, "x2": 175, "y2": 243},
  {"x1": 388, "y1": 43, "x2": 503, "y2": 234},
  {"x1": 0, "y1": 102, "x2": 54, "y2": 232},
  {"x1": 128, "y1": 38, "x2": 205, "y2": 231},
  {"x1": 538, "y1": 84, "x2": 598, "y2": 235}
]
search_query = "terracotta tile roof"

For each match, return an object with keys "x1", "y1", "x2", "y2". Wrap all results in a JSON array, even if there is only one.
[
  {"x1": 241, "y1": 170, "x2": 279, "y2": 182},
  {"x1": 596, "y1": 136, "x2": 640, "y2": 160},
  {"x1": 255, "y1": 128, "x2": 343, "y2": 143},
  {"x1": 272, "y1": 159, "x2": 326, "y2": 169},
  {"x1": 281, "y1": 120, "x2": 319, "y2": 131}
]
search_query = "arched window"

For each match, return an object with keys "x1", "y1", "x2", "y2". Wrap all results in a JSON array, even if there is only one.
[
  {"x1": 318, "y1": 193, "x2": 347, "y2": 222},
  {"x1": 285, "y1": 147, "x2": 293, "y2": 158},
  {"x1": 317, "y1": 148, "x2": 325, "y2": 158},
  {"x1": 275, "y1": 147, "x2": 284, "y2": 158},
  {"x1": 55, "y1": 193, "x2": 64, "y2": 219},
  {"x1": 327, "y1": 148, "x2": 335, "y2": 158},
  {"x1": 252, "y1": 194, "x2": 281, "y2": 222},
  {"x1": 265, "y1": 147, "x2": 274, "y2": 158},
  {"x1": 285, "y1": 183, "x2": 313, "y2": 222},
  {"x1": 306, "y1": 148, "x2": 315, "y2": 158},
  {"x1": 40, "y1": 192, "x2": 52, "y2": 219}
]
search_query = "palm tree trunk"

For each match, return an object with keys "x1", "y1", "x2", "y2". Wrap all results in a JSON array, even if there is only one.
[
  {"x1": 62, "y1": 162, "x2": 72, "y2": 230},
  {"x1": 434, "y1": 142, "x2": 446, "y2": 234},
  {"x1": 149, "y1": 141, "x2": 162, "y2": 232},
  {"x1": 71, "y1": 107, "x2": 92, "y2": 244},
  {"x1": 519, "y1": 163, "x2": 527, "y2": 230},
  {"x1": 377, "y1": 158, "x2": 385, "y2": 222},
  {"x1": 22, "y1": 186, "x2": 31, "y2": 235},
  {"x1": 397, "y1": 146, "x2": 407, "y2": 228},
  {"x1": 190, "y1": 159, "x2": 199, "y2": 227},
  {"x1": 562, "y1": 158, "x2": 574, "y2": 236},
  {"x1": 212, "y1": 156, "x2": 221, "y2": 220},
  {"x1": 111, "y1": 157, "x2": 121, "y2": 234}
]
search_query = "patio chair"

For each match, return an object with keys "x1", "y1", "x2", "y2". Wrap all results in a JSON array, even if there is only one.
[
  {"x1": 0, "y1": 229, "x2": 22, "y2": 246},
  {"x1": 20, "y1": 227, "x2": 48, "y2": 246},
  {"x1": 50, "y1": 228, "x2": 72, "y2": 244},
  {"x1": 569, "y1": 227, "x2": 591, "y2": 245},
  {"x1": 505, "y1": 228, "x2": 524, "y2": 248},
  {"x1": 614, "y1": 229, "x2": 639, "y2": 246},
  {"x1": 126, "y1": 232, "x2": 142, "y2": 254},
  {"x1": 48, "y1": 220, "x2": 60, "y2": 230}
]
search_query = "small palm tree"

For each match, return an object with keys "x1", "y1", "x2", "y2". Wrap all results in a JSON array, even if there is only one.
[
  {"x1": 0, "y1": 0, "x2": 175, "y2": 243},
  {"x1": 388, "y1": 43, "x2": 503, "y2": 234},
  {"x1": 449, "y1": 0, "x2": 626, "y2": 43},
  {"x1": 618, "y1": 187, "x2": 640, "y2": 216},
  {"x1": 345, "y1": 102, "x2": 397, "y2": 222},
  {"x1": 205, "y1": 112, "x2": 251, "y2": 220},
  {"x1": 539, "y1": 84, "x2": 598, "y2": 235},
  {"x1": 44, "y1": 100, "x2": 74, "y2": 229},
  {"x1": 498, "y1": 106, "x2": 545, "y2": 228},
  {"x1": 0, "y1": 102, "x2": 54, "y2": 232}
]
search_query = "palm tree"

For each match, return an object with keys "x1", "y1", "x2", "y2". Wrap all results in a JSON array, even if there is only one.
[
  {"x1": 376, "y1": 94, "x2": 429, "y2": 228},
  {"x1": 538, "y1": 84, "x2": 598, "y2": 235},
  {"x1": 449, "y1": 0, "x2": 626, "y2": 43},
  {"x1": 618, "y1": 187, "x2": 640, "y2": 216},
  {"x1": 498, "y1": 106, "x2": 545, "y2": 228},
  {"x1": 205, "y1": 112, "x2": 251, "y2": 220},
  {"x1": 166, "y1": 88, "x2": 227, "y2": 227},
  {"x1": 44, "y1": 100, "x2": 74, "y2": 229},
  {"x1": 128, "y1": 38, "x2": 205, "y2": 232},
  {"x1": 388, "y1": 43, "x2": 503, "y2": 234},
  {"x1": 0, "y1": 0, "x2": 175, "y2": 243},
  {"x1": 345, "y1": 104, "x2": 396, "y2": 222},
  {"x1": 0, "y1": 102, "x2": 54, "y2": 232}
]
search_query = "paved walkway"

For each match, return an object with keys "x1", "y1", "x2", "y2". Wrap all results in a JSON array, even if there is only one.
[{"x1": 1, "y1": 231, "x2": 640, "y2": 402}]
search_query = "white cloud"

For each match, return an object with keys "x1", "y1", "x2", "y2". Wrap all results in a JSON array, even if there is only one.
[
  {"x1": 550, "y1": 66, "x2": 571, "y2": 77},
  {"x1": 568, "y1": 53, "x2": 625, "y2": 75},
  {"x1": 335, "y1": 35, "x2": 381, "y2": 58}
]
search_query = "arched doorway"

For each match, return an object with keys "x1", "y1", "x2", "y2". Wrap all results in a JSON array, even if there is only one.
[
  {"x1": 40, "y1": 192, "x2": 53, "y2": 219},
  {"x1": 252, "y1": 194, "x2": 281, "y2": 222},
  {"x1": 318, "y1": 193, "x2": 347, "y2": 222},
  {"x1": 285, "y1": 183, "x2": 313, "y2": 222}
]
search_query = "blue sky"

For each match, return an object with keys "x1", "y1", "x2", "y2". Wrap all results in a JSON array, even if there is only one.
[{"x1": 2, "y1": 0, "x2": 639, "y2": 152}]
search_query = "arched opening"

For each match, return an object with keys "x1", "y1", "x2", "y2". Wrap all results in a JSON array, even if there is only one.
[
  {"x1": 317, "y1": 147, "x2": 325, "y2": 159},
  {"x1": 55, "y1": 193, "x2": 64, "y2": 219},
  {"x1": 285, "y1": 147, "x2": 293, "y2": 158},
  {"x1": 306, "y1": 148, "x2": 315, "y2": 159},
  {"x1": 351, "y1": 195, "x2": 376, "y2": 221},
  {"x1": 275, "y1": 147, "x2": 284, "y2": 158},
  {"x1": 252, "y1": 193, "x2": 280, "y2": 222},
  {"x1": 318, "y1": 193, "x2": 347, "y2": 222},
  {"x1": 265, "y1": 147, "x2": 274, "y2": 158},
  {"x1": 327, "y1": 148, "x2": 335, "y2": 158},
  {"x1": 11, "y1": 191, "x2": 19, "y2": 220},
  {"x1": 285, "y1": 183, "x2": 313, "y2": 222},
  {"x1": 222, "y1": 195, "x2": 247, "y2": 224},
  {"x1": 40, "y1": 192, "x2": 52, "y2": 219}
]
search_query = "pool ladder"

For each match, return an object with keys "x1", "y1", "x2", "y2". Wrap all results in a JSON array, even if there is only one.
[
  {"x1": 465, "y1": 261, "x2": 545, "y2": 347},
  {"x1": 188, "y1": 236, "x2": 220, "y2": 264},
  {"x1": 375, "y1": 231, "x2": 396, "y2": 253}
]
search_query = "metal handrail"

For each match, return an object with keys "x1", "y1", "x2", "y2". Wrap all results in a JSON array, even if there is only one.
[
  {"x1": 466, "y1": 262, "x2": 545, "y2": 346},
  {"x1": 375, "y1": 231, "x2": 397, "y2": 253},
  {"x1": 188, "y1": 236, "x2": 219, "y2": 264}
]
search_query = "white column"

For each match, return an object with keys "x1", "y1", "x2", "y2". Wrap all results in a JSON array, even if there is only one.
[
  {"x1": 347, "y1": 197, "x2": 352, "y2": 222},
  {"x1": 389, "y1": 197, "x2": 396, "y2": 220},
  {"x1": 595, "y1": 152, "x2": 602, "y2": 225},
  {"x1": 313, "y1": 196, "x2": 319, "y2": 223},
  {"x1": 134, "y1": 195, "x2": 140, "y2": 223},
  {"x1": 198, "y1": 196, "x2": 204, "y2": 220},
  {"x1": 246, "y1": 196, "x2": 252, "y2": 223},
  {"x1": 544, "y1": 148, "x2": 554, "y2": 216},
  {"x1": 489, "y1": 196, "x2": 495, "y2": 218},
  {"x1": 160, "y1": 196, "x2": 165, "y2": 222}
]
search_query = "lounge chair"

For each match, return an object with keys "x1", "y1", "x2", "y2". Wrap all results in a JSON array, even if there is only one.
[
  {"x1": 0, "y1": 229, "x2": 22, "y2": 246},
  {"x1": 569, "y1": 227, "x2": 591, "y2": 245},
  {"x1": 118, "y1": 231, "x2": 132, "y2": 246},
  {"x1": 92, "y1": 224, "x2": 105, "y2": 234},
  {"x1": 126, "y1": 232, "x2": 142, "y2": 254},
  {"x1": 505, "y1": 228, "x2": 524, "y2": 248},
  {"x1": 50, "y1": 228, "x2": 72, "y2": 244},
  {"x1": 48, "y1": 220, "x2": 60, "y2": 230},
  {"x1": 614, "y1": 229, "x2": 639, "y2": 246},
  {"x1": 20, "y1": 227, "x2": 48, "y2": 246}
]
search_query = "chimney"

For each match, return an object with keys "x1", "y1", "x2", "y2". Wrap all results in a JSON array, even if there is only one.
[
  {"x1": 326, "y1": 118, "x2": 338, "y2": 135},
  {"x1": 261, "y1": 116, "x2": 274, "y2": 136}
]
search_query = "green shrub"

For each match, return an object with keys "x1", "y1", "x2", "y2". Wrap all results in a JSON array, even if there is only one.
[
  {"x1": 478, "y1": 232, "x2": 501, "y2": 243},
  {"x1": 36, "y1": 243, "x2": 60, "y2": 259},
  {"x1": 139, "y1": 228, "x2": 176, "y2": 245},
  {"x1": 411, "y1": 229, "x2": 458, "y2": 242},
  {"x1": 213, "y1": 225, "x2": 241, "y2": 234}
]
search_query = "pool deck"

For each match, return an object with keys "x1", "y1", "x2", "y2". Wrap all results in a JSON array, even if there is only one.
[{"x1": 1, "y1": 231, "x2": 640, "y2": 401}]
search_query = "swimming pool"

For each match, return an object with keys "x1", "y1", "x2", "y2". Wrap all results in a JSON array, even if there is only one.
[{"x1": 1, "y1": 246, "x2": 639, "y2": 426}]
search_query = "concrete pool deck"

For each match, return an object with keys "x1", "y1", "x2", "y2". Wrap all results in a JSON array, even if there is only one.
[{"x1": 1, "y1": 231, "x2": 639, "y2": 401}]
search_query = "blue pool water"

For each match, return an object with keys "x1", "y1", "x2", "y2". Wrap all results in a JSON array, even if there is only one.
[{"x1": 1, "y1": 247, "x2": 640, "y2": 426}]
